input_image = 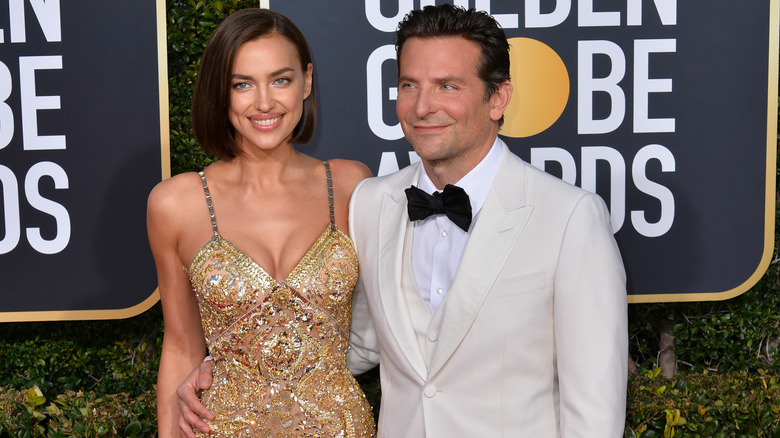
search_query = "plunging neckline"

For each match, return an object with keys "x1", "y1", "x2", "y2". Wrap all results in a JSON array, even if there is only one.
[
  {"x1": 190, "y1": 162, "x2": 342, "y2": 285},
  {"x1": 188, "y1": 223, "x2": 345, "y2": 285}
]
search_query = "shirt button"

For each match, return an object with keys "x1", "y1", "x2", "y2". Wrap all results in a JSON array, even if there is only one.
[
  {"x1": 441, "y1": 230, "x2": 448, "y2": 237},
  {"x1": 424, "y1": 386, "x2": 437, "y2": 398},
  {"x1": 436, "y1": 288, "x2": 443, "y2": 295}
]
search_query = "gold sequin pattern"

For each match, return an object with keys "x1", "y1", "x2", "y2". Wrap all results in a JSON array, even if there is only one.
[{"x1": 188, "y1": 225, "x2": 375, "y2": 437}]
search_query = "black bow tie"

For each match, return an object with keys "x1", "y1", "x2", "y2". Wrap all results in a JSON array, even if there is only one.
[{"x1": 405, "y1": 184, "x2": 472, "y2": 232}]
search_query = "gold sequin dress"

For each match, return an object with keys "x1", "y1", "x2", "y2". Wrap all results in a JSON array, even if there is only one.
[{"x1": 188, "y1": 162, "x2": 376, "y2": 437}]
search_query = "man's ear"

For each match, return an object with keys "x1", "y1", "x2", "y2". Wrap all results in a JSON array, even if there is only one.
[{"x1": 489, "y1": 80, "x2": 513, "y2": 122}]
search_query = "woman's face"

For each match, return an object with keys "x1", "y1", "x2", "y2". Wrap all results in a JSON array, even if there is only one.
[{"x1": 228, "y1": 33, "x2": 312, "y2": 155}]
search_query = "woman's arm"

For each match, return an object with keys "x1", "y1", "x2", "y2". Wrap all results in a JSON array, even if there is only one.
[{"x1": 147, "y1": 180, "x2": 208, "y2": 438}]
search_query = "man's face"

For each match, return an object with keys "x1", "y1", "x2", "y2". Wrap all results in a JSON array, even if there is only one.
[{"x1": 396, "y1": 37, "x2": 507, "y2": 178}]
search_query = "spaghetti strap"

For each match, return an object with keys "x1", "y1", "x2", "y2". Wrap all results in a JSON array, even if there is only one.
[
  {"x1": 198, "y1": 171, "x2": 219, "y2": 237},
  {"x1": 323, "y1": 161, "x2": 335, "y2": 226}
]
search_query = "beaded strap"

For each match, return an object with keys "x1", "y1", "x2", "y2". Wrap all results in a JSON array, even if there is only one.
[
  {"x1": 323, "y1": 161, "x2": 335, "y2": 226},
  {"x1": 198, "y1": 171, "x2": 219, "y2": 237},
  {"x1": 198, "y1": 165, "x2": 333, "y2": 236}
]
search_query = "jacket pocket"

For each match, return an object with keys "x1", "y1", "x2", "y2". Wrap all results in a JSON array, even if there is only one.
[{"x1": 488, "y1": 270, "x2": 547, "y2": 299}]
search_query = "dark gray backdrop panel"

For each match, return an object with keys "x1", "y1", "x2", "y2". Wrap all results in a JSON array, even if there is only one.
[{"x1": 0, "y1": 1, "x2": 161, "y2": 314}]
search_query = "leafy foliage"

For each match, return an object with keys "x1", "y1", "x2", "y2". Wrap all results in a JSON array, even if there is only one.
[
  {"x1": 0, "y1": 305, "x2": 162, "y2": 437},
  {"x1": 0, "y1": 387, "x2": 156, "y2": 437},
  {"x1": 0, "y1": 306, "x2": 161, "y2": 399},
  {"x1": 625, "y1": 368, "x2": 780, "y2": 437}
]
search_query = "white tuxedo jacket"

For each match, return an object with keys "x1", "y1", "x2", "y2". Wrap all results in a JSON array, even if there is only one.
[{"x1": 348, "y1": 142, "x2": 627, "y2": 437}]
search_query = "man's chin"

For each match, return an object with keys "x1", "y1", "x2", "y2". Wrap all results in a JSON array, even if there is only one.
[{"x1": 408, "y1": 142, "x2": 445, "y2": 161}]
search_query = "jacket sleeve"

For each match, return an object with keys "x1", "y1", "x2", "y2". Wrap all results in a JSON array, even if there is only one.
[
  {"x1": 553, "y1": 192, "x2": 628, "y2": 437},
  {"x1": 347, "y1": 179, "x2": 381, "y2": 375}
]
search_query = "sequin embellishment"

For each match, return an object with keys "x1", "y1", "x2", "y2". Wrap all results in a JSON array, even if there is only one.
[{"x1": 188, "y1": 165, "x2": 375, "y2": 437}]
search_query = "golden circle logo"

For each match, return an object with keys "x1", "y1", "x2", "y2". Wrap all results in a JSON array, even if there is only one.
[{"x1": 501, "y1": 37, "x2": 570, "y2": 138}]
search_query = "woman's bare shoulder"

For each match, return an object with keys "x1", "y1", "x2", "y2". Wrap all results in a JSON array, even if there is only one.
[
  {"x1": 326, "y1": 159, "x2": 372, "y2": 192},
  {"x1": 147, "y1": 171, "x2": 205, "y2": 220},
  {"x1": 149, "y1": 170, "x2": 202, "y2": 198}
]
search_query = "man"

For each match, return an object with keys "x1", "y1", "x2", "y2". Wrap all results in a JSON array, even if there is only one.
[{"x1": 179, "y1": 5, "x2": 627, "y2": 437}]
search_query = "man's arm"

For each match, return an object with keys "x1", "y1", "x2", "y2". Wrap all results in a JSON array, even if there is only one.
[
  {"x1": 554, "y1": 193, "x2": 628, "y2": 436},
  {"x1": 347, "y1": 278, "x2": 380, "y2": 375},
  {"x1": 346, "y1": 179, "x2": 381, "y2": 375}
]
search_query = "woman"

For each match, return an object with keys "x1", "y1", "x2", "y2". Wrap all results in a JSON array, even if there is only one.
[{"x1": 147, "y1": 9, "x2": 375, "y2": 437}]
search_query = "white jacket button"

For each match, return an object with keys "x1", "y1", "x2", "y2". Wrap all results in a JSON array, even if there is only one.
[{"x1": 424, "y1": 386, "x2": 437, "y2": 398}]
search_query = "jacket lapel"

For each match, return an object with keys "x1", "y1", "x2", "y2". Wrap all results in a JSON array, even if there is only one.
[
  {"x1": 428, "y1": 145, "x2": 533, "y2": 377},
  {"x1": 377, "y1": 163, "x2": 428, "y2": 380}
]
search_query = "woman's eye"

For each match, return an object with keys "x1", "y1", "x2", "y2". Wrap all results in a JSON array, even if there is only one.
[
  {"x1": 273, "y1": 77, "x2": 291, "y2": 85},
  {"x1": 232, "y1": 82, "x2": 250, "y2": 90}
]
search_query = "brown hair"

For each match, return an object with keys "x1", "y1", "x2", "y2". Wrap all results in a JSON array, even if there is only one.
[
  {"x1": 191, "y1": 8, "x2": 316, "y2": 159},
  {"x1": 396, "y1": 4, "x2": 510, "y2": 126}
]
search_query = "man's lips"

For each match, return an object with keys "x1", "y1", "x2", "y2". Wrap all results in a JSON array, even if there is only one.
[{"x1": 411, "y1": 124, "x2": 447, "y2": 132}]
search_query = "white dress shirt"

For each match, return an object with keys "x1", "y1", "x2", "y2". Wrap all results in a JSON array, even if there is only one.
[{"x1": 411, "y1": 138, "x2": 503, "y2": 313}]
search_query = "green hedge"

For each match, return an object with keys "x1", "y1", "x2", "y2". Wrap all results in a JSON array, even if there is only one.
[
  {"x1": 0, "y1": 1, "x2": 777, "y2": 437},
  {"x1": 0, "y1": 388, "x2": 156, "y2": 438},
  {"x1": 626, "y1": 368, "x2": 780, "y2": 437},
  {"x1": 0, "y1": 306, "x2": 162, "y2": 437}
]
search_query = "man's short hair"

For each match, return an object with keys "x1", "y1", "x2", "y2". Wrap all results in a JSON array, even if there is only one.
[
  {"x1": 396, "y1": 4, "x2": 510, "y2": 125},
  {"x1": 191, "y1": 8, "x2": 316, "y2": 159}
]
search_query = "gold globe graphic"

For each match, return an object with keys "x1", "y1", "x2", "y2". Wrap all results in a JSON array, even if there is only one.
[{"x1": 500, "y1": 37, "x2": 570, "y2": 138}]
